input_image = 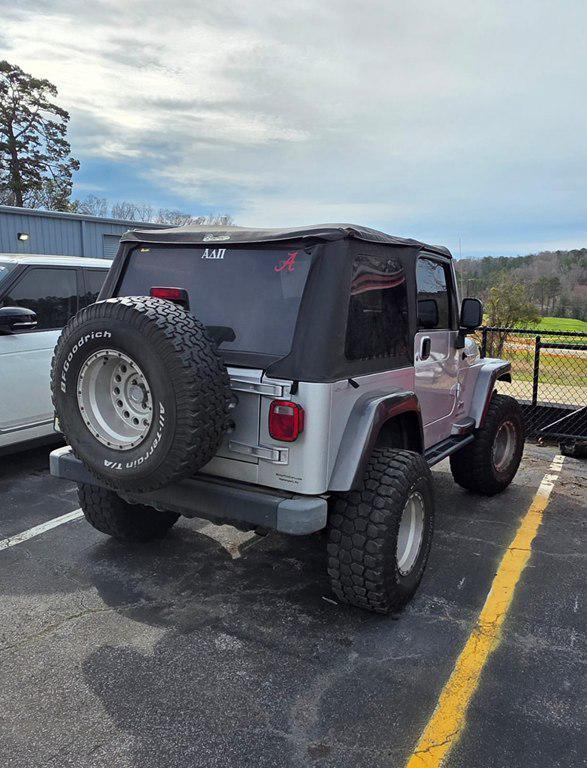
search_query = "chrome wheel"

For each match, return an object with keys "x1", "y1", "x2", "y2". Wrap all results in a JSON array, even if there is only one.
[
  {"x1": 77, "y1": 350, "x2": 153, "y2": 450},
  {"x1": 396, "y1": 491, "x2": 425, "y2": 575},
  {"x1": 492, "y1": 420, "x2": 517, "y2": 472}
]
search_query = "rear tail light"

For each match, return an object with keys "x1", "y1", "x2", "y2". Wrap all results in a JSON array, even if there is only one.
[
  {"x1": 269, "y1": 400, "x2": 304, "y2": 442},
  {"x1": 150, "y1": 287, "x2": 189, "y2": 308}
]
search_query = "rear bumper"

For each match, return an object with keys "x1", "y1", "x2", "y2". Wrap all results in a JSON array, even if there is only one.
[{"x1": 50, "y1": 446, "x2": 328, "y2": 535}]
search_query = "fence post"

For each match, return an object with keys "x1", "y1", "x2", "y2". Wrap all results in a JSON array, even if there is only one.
[
  {"x1": 480, "y1": 327, "x2": 488, "y2": 359},
  {"x1": 531, "y1": 335, "x2": 541, "y2": 407}
]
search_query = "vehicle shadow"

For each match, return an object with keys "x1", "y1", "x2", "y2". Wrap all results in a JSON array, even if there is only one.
[
  {"x1": 84, "y1": 523, "x2": 362, "y2": 632},
  {"x1": 78, "y1": 466, "x2": 516, "y2": 768},
  {"x1": 80, "y1": 526, "x2": 398, "y2": 768}
]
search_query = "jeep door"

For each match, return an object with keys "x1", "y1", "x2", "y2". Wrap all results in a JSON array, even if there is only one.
[
  {"x1": 0, "y1": 266, "x2": 79, "y2": 447},
  {"x1": 413, "y1": 255, "x2": 460, "y2": 447}
]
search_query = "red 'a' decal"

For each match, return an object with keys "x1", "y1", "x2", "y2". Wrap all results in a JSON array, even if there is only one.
[{"x1": 274, "y1": 251, "x2": 298, "y2": 272}]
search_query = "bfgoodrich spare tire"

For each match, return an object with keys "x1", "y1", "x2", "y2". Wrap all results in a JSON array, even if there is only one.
[{"x1": 51, "y1": 296, "x2": 231, "y2": 492}]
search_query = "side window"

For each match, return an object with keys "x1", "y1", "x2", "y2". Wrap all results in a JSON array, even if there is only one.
[
  {"x1": 416, "y1": 257, "x2": 451, "y2": 329},
  {"x1": 1, "y1": 268, "x2": 78, "y2": 331},
  {"x1": 345, "y1": 253, "x2": 409, "y2": 360},
  {"x1": 80, "y1": 269, "x2": 107, "y2": 308}
]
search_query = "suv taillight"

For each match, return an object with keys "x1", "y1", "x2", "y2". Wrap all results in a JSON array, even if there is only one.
[
  {"x1": 269, "y1": 400, "x2": 304, "y2": 442},
  {"x1": 150, "y1": 287, "x2": 189, "y2": 308}
]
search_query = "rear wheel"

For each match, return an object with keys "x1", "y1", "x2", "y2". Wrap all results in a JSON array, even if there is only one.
[
  {"x1": 78, "y1": 483, "x2": 179, "y2": 542},
  {"x1": 327, "y1": 449, "x2": 434, "y2": 614},
  {"x1": 450, "y1": 393, "x2": 524, "y2": 495}
]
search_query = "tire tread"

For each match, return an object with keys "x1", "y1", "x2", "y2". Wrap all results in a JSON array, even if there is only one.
[
  {"x1": 327, "y1": 448, "x2": 434, "y2": 614},
  {"x1": 450, "y1": 393, "x2": 524, "y2": 495},
  {"x1": 51, "y1": 297, "x2": 231, "y2": 491},
  {"x1": 78, "y1": 483, "x2": 179, "y2": 542}
]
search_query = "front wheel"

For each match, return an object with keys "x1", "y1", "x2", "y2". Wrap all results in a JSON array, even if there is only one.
[
  {"x1": 327, "y1": 449, "x2": 435, "y2": 614},
  {"x1": 450, "y1": 393, "x2": 524, "y2": 495}
]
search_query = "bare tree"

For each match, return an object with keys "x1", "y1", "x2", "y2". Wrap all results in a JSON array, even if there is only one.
[
  {"x1": 192, "y1": 213, "x2": 234, "y2": 226},
  {"x1": 72, "y1": 194, "x2": 109, "y2": 217},
  {"x1": 70, "y1": 196, "x2": 235, "y2": 229},
  {"x1": 155, "y1": 208, "x2": 194, "y2": 226},
  {"x1": 110, "y1": 200, "x2": 154, "y2": 222}
]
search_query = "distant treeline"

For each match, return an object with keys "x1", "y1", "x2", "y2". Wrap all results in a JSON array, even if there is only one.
[{"x1": 455, "y1": 249, "x2": 587, "y2": 321}]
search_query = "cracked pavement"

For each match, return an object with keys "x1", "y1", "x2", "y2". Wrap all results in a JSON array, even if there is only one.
[{"x1": 0, "y1": 443, "x2": 584, "y2": 767}]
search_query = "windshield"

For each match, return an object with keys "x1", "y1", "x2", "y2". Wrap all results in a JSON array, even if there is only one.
[
  {"x1": 118, "y1": 245, "x2": 315, "y2": 357},
  {"x1": 0, "y1": 262, "x2": 15, "y2": 287}
]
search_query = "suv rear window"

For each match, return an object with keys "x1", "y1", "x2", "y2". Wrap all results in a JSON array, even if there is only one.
[{"x1": 118, "y1": 246, "x2": 314, "y2": 357}]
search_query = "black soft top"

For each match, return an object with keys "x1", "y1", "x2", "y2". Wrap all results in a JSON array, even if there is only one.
[
  {"x1": 107, "y1": 223, "x2": 456, "y2": 381},
  {"x1": 121, "y1": 223, "x2": 451, "y2": 258}
]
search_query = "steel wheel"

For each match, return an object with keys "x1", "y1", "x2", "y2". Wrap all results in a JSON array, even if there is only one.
[
  {"x1": 396, "y1": 491, "x2": 425, "y2": 575},
  {"x1": 492, "y1": 420, "x2": 517, "y2": 472},
  {"x1": 77, "y1": 349, "x2": 153, "y2": 450}
]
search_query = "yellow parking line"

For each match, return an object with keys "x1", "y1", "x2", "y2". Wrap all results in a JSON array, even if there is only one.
[{"x1": 405, "y1": 455, "x2": 565, "y2": 768}]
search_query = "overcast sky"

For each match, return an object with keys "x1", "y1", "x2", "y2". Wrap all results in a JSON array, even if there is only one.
[{"x1": 1, "y1": 0, "x2": 586, "y2": 257}]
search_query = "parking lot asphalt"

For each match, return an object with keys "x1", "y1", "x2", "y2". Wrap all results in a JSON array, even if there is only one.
[{"x1": 0, "y1": 443, "x2": 584, "y2": 768}]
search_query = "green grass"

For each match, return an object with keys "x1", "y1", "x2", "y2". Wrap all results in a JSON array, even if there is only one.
[
  {"x1": 503, "y1": 348, "x2": 587, "y2": 386},
  {"x1": 533, "y1": 316, "x2": 587, "y2": 333}
]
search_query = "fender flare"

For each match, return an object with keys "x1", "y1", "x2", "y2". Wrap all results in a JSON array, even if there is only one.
[
  {"x1": 328, "y1": 390, "x2": 423, "y2": 492},
  {"x1": 470, "y1": 360, "x2": 512, "y2": 428}
]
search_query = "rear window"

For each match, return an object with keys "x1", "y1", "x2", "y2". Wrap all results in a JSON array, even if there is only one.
[{"x1": 118, "y1": 246, "x2": 314, "y2": 357}]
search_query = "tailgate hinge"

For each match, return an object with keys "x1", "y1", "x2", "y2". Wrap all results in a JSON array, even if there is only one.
[
  {"x1": 230, "y1": 377, "x2": 290, "y2": 398},
  {"x1": 228, "y1": 440, "x2": 289, "y2": 464}
]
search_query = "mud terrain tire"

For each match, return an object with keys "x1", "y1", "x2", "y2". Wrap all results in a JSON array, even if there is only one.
[
  {"x1": 78, "y1": 484, "x2": 179, "y2": 541},
  {"x1": 327, "y1": 449, "x2": 434, "y2": 614},
  {"x1": 52, "y1": 297, "x2": 231, "y2": 492},
  {"x1": 450, "y1": 393, "x2": 524, "y2": 495}
]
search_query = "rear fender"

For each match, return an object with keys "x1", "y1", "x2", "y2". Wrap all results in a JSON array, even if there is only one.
[{"x1": 329, "y1": 391, "x2": 423, "y2": 492}]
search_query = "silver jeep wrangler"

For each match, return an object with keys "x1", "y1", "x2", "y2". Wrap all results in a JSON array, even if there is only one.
[{"x1": 50, "y1": 224, "x2": 523, "y2": 614}]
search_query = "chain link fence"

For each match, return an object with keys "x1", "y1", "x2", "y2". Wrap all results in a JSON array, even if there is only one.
[{"x1": 478, "y1": 327, "x2": 587, "y2": 439}]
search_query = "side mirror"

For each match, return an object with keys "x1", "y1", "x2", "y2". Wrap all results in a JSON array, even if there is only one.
[
  {"x1": 417, "y1": 299, "x2": 439, "y2": 329},
  {"x1": 0, "y1": 306, "x2": 38, "y2": 334},
  {"x1": 460, "y1": 298, "x2": 483, "y2": 330}
]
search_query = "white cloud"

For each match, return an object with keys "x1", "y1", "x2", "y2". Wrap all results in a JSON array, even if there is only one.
[{"x1": 1, "y1": 0, "x2": 586, "y2": 254}]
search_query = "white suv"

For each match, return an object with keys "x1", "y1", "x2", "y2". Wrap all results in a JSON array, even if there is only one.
[{"x1": 0, "y1": 254, "x2": 111, "y2": 453}]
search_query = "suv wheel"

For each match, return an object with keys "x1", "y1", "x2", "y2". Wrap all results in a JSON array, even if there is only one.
[
  {"x1": 327, "y1": 448, "x2": 434, "y2": 614},
  {"x1": 78, "y1": 484, "x2": 179, "y2": 542},
  {"x1": 450, "y1": 393, "x2": 524, "y2": 495}
]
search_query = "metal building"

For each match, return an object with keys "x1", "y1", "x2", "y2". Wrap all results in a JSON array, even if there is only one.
[{"x1": 0, "y1": 205, "x2": 165, "y2": 259}]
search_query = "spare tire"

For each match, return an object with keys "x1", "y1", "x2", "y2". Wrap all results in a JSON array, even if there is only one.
[{"x1": 51, "y1": 296, "x2": 231, "y2": 492}]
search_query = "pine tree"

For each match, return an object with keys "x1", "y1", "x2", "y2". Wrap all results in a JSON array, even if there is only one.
[{"x1": 0, "y1": 60, "x2": 79, "y2": 210}]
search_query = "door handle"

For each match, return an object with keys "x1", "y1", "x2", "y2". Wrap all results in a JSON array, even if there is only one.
[{"x1": 420, "y1": 337, "x2": 431, "y2": 361}]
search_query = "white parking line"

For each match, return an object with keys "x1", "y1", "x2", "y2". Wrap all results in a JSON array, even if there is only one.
[{"x1": 0, "y1": 508, "x2": 84, "y2": 552}]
